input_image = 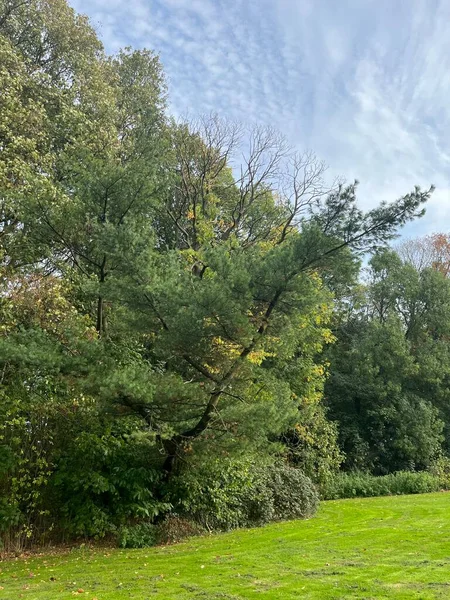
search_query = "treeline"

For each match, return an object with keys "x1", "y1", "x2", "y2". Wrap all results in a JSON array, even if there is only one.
[
  {"x1": 0, "y1": 0, "x2": 445, "y2": 551},
  {"x1": 326, "y1": 235, "x2": 450, "y2": 473}
]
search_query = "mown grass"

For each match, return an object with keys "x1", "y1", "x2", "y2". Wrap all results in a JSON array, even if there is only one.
[{"x1": 1, "y1": 492, "x2": 450, "y2": 599}]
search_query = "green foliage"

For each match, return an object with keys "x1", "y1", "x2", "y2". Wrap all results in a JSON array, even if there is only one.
[
  {"x1": 0, "y1": 0, "x2": 437, "y2": 550},
  {"x1": 118, "y1": 522, "x2": 157, "y2": 549},
  {"x1": 119, "y1": 516, "x2": 205, "y2": 549},
  {"x1": 168, "y1": 459, "x2": 318, "y2": 531},
  {"x1": 326, "y1": 250, "x2": 450, "y2": 474},
  {"x1": 155, "y1": 515, "x2": 205, "y2": 545},
  {"x1": 168, "y1": 459, "x2": 262, "y2": 531},
  {"x1": 0, "y1": 374, "x2": 168, "y2": 547},
  {"x1": 281, "y1": 404, "x2": 343, "y2": 485},
  {"x1": 51, "y1": 426, "x2": 168, "y2": 538},
  {"x1": 0, "y1": 393, "x2": 53, "y2": 549},
  {"x1": 428, "y1": 455, "x2": 450, "y2": 488},
  {"x1": 321, "y1": 471, "x2": 445, "y2": 500},
  {"x1": 261, "y1": 463, "x2": 319, "y2": 521}
]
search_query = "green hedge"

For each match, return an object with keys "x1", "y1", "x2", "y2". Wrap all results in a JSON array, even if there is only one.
[
  {"x1": 320, "y1": 470, "x2": 447, "y2": 500},
  {"x1": 168, "y1": 459, "x2": 319, "y2": 532},
  {"x1": 116, "y1": 461, "x2": 319, "y2": 548}
]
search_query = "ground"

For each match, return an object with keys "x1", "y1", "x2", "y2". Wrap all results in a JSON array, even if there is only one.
[{"x1": 1, "y1": 493, "x2": 450, "y2": 599}]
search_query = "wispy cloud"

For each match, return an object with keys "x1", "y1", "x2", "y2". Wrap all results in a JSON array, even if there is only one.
[{"x1": 71, "y1": 0, "x2": 450, "y2": 236}]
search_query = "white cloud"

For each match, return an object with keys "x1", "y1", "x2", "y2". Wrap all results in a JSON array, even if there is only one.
[{"x1": 71, "y1": 0, "x2": 450, "y2": 236}]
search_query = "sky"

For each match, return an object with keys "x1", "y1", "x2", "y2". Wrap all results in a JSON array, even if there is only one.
[{"x1": 70, "y1": 0, "x2": 450, "y2": 238}]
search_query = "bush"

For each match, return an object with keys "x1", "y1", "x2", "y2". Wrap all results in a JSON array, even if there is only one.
[
  {"x1": 264, "y1": 464, "x2": 319, "y2": 520},
  {"x1": 281, "y1": 404, "x2": 344, "y2": 486},
  {"x1": 168, "y1": 459, "x2": 319, "y2": 531},
  {"x1": 0, "y1": 389, "x2": 170, "y2": 549},
  {"x1": 118, "y1": 522, "x2": 157, "y2": 548},
  {"x1": 429, "y1": 456, "x2": 450, "y2": 488},
  {"x1": 51, "y1": 426, "x2": 169, "y2": 539},
  {"x1": 168, "y1": 458, "x2": 257, "y2": 531},
  {"x1": 155, "y1": 515, "x2": 205, "y2": 545},
  {"x1": 320, "y1": 470, "x2": 444, "y2": 500}
]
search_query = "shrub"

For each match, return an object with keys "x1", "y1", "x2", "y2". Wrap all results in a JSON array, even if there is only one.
[
  {"x1": 155, "y1": 516, "x2": 205, "y2": 545},
  {"x1": 263, "y1": 464, "x2": 319, "y2": 520},
  {"x1": 168, "y1": 458, "x2": 319, "y2": 531},
  {"x1": 118, "y1": 522, "x2": 157, "y2": 548},
  {"x1": 429, "y1": 456, "x2": 450, "y2": 488},
  {"x1": 320, "y1": 470, "x2": 444, "y2": 500},
  {"x1": 281, "y1": 404, "x2": 344, "y2": 486},
  {"x1": 169, "y1": 458, "x2": 257, "y2": 531},
  {"x1": 51, "y1": 426, "x2": 169, "y2": 539}
]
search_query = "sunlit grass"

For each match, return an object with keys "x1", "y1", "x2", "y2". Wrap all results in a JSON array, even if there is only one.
[{"x1": 1, "y1": 492, "x2": 450, "y2": 599}]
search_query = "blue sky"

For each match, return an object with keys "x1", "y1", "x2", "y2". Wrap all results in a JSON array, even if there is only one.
[{"x1": 71, "y1": 0, "x2": 450, "y2": 238}]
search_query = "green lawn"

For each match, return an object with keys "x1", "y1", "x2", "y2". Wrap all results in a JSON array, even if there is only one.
[{"x1": 2, "y1": 493, "x2": 450, "y2": 599}]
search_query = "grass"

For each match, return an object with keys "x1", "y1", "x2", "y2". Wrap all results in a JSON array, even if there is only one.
[{"x1": 1, "y1": 493, "x2": 450, "y2": 599}]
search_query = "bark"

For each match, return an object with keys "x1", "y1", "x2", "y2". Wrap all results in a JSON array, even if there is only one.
[{"x1": 96, "y1": 255, "x2": 107, "y2": 335}]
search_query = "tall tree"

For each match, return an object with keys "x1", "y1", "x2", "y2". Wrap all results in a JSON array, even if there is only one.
[
  {"x1": 326, "y1": 249, "x2": 450, "y2": 472},
  {"x1": 110, "y1": 118, "x2": 433, "y2": 473},
  {"x1": 0, "y1": 0, "x2": 169, "y2": 336}
]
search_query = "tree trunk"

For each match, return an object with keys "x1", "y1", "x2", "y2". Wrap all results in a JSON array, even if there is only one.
[
  {"x1": 96, "y1": 256, "x2": 107, "y2": 335},
  {"x1": 96, "y1": 295, "x2": 103, "y2": 334}
]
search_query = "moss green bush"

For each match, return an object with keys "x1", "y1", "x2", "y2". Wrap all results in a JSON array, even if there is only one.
[
  {"x1": 155, "y1": 515, "x2": 206, "y2": 545},
  {"x1": 256, "y1": 464, "x2": 319, "y2": 521},
  {"x1": 321, "y1": 470, "x2": 445, "y2": 500},
  {"x1": 169, "y1": 459, "x2": 319, "y2": 531},
  {"x1": 118, "y1": 523, "x2": 157, "y2": 548}
]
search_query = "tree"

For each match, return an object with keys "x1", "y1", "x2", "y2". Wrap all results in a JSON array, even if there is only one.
[
  {"x1": 0, "y1": 0, "x2": 169, "y2": 336},
  {"x1": 326, "y1": 249, "x2": 450, "y2": 473},
  {"x1": 397, "y1": 233, "x2": 450, "y2": 277},
  {"x1": 0, "y1": 0, "x2": 437, "y2": 548},
  {"x1": 0, "y1": 0, "x2": 112, "y2": 269},
  {"x1": 110, "y1": 117, "x2": 432, "y2": 473},
  {"x1": 0, "y1": 0, "x2": 169, "y2": 547}
]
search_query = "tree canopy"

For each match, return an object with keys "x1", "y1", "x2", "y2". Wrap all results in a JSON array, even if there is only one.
[{"x1": 0, "y1": 0, "x2": 444, "y2": 551}]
